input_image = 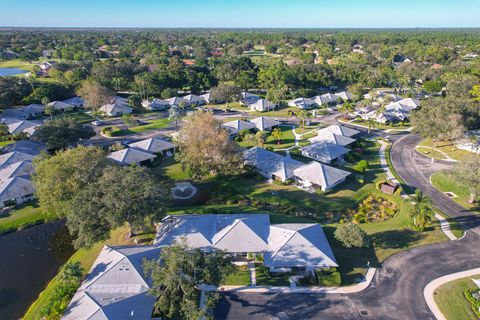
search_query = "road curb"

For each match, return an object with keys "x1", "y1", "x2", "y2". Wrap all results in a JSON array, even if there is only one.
[{"x1": 424, "y1": 267, "x2": 480, "y2": 320}]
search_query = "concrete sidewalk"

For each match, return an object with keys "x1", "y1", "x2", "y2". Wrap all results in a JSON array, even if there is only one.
[
  {"x1": 424, "y1": 267, "x2": 480, "y2": 320},
  {"x1": 215, "y1": 267, "x2": 377, "y2": 294},
  {"x1": 434, "y1": 213, "x2": 461, "y2": 241}
]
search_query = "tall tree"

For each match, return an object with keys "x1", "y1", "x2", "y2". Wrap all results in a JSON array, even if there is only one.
[
  {"x1": 32, "y1": 118, "x2": 94, "y2": 152},
  {"x1": 451, "y1": 156, "x2": 480, "y2": 203},
  {"x1": 176, "y1": 111, "x2": 242, "y2": 178},
  {"x1": 76, "y1": 79, "x2": 114, "y2": 112},
  {"x1": 143, "y1": 242, "x2": 235, "y2": 320},
  {"x1": 210, "y1": 84, "x2": 241, "y2": 108}
]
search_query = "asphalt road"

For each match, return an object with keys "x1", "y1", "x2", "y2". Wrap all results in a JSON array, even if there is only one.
[{"x1": 213, "y1": 133, "x2": 480, "y2": 320}]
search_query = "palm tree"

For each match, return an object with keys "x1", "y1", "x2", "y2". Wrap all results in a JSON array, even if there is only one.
[
  {"x1": 366, "y1": 118, "x2": 376, "y2": 134},
  {"x1": 112, "y1": 77, "x2": 124, "y2": 92},
  {"x1": 271, "y1": 127, "x2": 283, "y2": 145},
  {"x1": 410, "y1": 206, "x2": 434, "y2": 230},
  {"x1": 169, "y1": 105, "x2": 182, "y2": 132},
  {"x1": 298, "y1": 110, "x2": 309, "y2": 136},
  {"x1": 339, "y1": 101, "x2": 354, "y2": 119},
  {"x1": 412, "y1": 189, "x2": 432, "y2": 210}
]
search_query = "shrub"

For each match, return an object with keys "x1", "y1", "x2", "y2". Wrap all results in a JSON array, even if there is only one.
[
  {"x1": 356, "y1": 195, "x2": 397, "y2": 222},
  {"x1": 316, "y1": 267, "x2": 341, "y2": 287},
  {"x1": 334, "y1": 223, "x2": 369, "y2": 248},
  {"x1": 465, "y1": 289, "x2": 480, "y2": 318}
]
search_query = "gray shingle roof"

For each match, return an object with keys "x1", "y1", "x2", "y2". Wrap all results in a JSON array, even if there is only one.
[
  {"x1": 63, "y1": 245, "x2": 160, "y2": 320},
  {"x1": 243, "y1": 147, "x2": 303, "y2": 181},
  {"x1": 293, "y1": 161, "x2": 350, "y2": 190},
  {"x1": 249, "y1": 117, "x2": 280, "y2": 131},
  {"x1": 316, "y1": 125, "x2": 360, "y2": 138},
  {"x1": 0, "y1": 161, "x2": 34, "y2": 182},
  {"x1": 107, "y1": 148, "x2": 156, "y2": 165},
  {"x1": 264, "y1": 224, "x2": 338, "y2": 268},
  {"x1": 0, "y1": 176, "x2": 35, "y2": 202},
  {"x1": 301, "y1": 142, "x2": 350, "y2": 163},
  {"x1": 100, "y1": 97, "x2": 133, "y2": 116},
  {"x1": 0, "y1": 151, "x2": 35, "y2": 169},
  {"x1": 309, "y1": 131, "x2": 356, "y2": 146},
  {"x1": 128, "y1": 138, "x2": 175, "y2": 154}
]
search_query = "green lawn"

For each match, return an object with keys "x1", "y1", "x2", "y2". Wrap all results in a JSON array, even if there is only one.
[
  {"x1": 431, "y1": 172, "x2": 479, "y2": 213},
  {"x1": 416, "y1": 146, "x2": 448, "y2": 160},
  {"x1": 222, "y1": 265, "x2": 251, "y2": 286},
  {"x1": 435, "y1": 209, "x2": 465, "y2": 239},
  {"x1": 0, "y1": 203, "x2": 56, "y2": 234},
  {"x1": 53, "y1": 111, "x2": 95, "y2": 124},
  {"x1": 434, "y1": 274, "x2": 480, "y2": 320},
  {"x1": 112, "y1": 117, "x2": 171, "y2": 136},
  {"x1": 264, "y1": 125, "x2": 296, "y2": 149},
  {"x1": 154, "y1": 156, "x2": 191, "y2": 180},
  {"x1": 23, "y1": 226, "x2": 137, "y2": 320},
  {"x1": 0, "y1": 140, "x2": 14, "y2": 147},
  {"x1": 255, "y1": 266, "x2": 291, "y2": 286},
  {"x1": 348, "y1": 119, "x2": 411, "y2": 131},
  {"x1": 0, "y1": 59, "x2": 36, "y2": 71},
  {"x1": 419, "y1": 139, "x2": 473, "y2": 161}
]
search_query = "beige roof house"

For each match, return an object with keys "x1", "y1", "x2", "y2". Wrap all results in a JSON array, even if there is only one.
[
  {"x1": 293, "y1": 161, "x2": 351, "y2": 191},
  {"x1": 249, "y1": 117, "x2": 280, "y2": 131},
  {"x1": 100, "y1": 97, "x2": 133, "y2": 117}
]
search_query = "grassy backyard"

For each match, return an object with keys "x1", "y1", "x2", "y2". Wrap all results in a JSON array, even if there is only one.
[
  {"x1": 434, "y1": 275, "x2": 480, "y2": 320},
  {"x1": 222, "y1": 265, "x2": 251, "y2": 286},
  {"x1": 0, "y1": 59, "x2": 36, "y2": 71},
  {"x1": 23, "y1": 226, "x2": 137, "y2": 320},
  {"x1": 0, "y1": 140, "x2": 14, "y2": 147},
  {"x1": 431, "y1": 172, "x2": 479, "y2": 213},
  {"x1": 0, "y1": 203, "x2": 56, "y2": 234},
  {"x1": 418, "y1": 139, "x2": 473, "y2": 161},
  {"x1": 111, "y1": 117, "x2": 171, "y2": 136}
]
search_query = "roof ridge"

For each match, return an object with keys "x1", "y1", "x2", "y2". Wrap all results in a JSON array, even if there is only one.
[
  {"x1": 270, "y1": 228, "x2": 297, "y2": 258},
  {"x1": 212, "y1": 219, "x2": 241, "y2": 244}
]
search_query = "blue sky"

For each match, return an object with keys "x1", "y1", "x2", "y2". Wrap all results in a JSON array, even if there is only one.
[{"x1": 1, "y1": 0, "x2": 479, "y2": 28}]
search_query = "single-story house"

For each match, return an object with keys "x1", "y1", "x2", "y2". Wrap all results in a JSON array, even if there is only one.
[
  {"x1": 301, "y1": 142, "x2": 350, "y2": 164},
  {"x1": 107, "y1": 147, "x2": 156, "y2": 166},
  {"x1": 18, "y1": 104, "x2": 45, "y2": 118},
  {"x1": 222, "y1": 119, "x2": 256, "y2": 135},
  {"x1": 312, "y1": 93, "x2": 337, "y2": 106},
  {"x1": 0, "y1": 176, "x2": 35, "y2": 208},
  {"x1": 309, "y1": 131, "x2": 356, "y2": 146},
  {"x1": 243, "y1": 147, "x2": 303, "y2": 182},
  {"x1": 0, "y1": 161, "x2": 34, "y2": 183},
  {"x1": 249, "y1": 117, "x2": 280, "y2": 131},
  {"x1": 0, "y1": 151, "x2": 35, "y2": 169},
  {"x1": 142, "y1": 98, "x2": 170, "y2": 111},
  {"x1": 335, "y1": 91, "x2": 353, "y2": 101},
  {"x1": 155, "y1": 214, "x2": 337, "y2": 272},
  {"x1": 63, "y1": 245, "x2": 161, "y2": 320},
  {"x1": 288, "y1": 97, "x2": 317, "y2": 110},
  {"x1": 1, "y1": 109, "x2": 29, "y2": 120},
  {"x1": 165, "y1": 96, "x2": 188, "y2": 107},
  {"x1": 182, "y1": 94, "x2": 206, "y2": 106},
  {"x1": 293, "y1": 161, "x2": 351, "y2": 191},
  {"x1": 200, "y1": 92, "x2": 222, "y2": 104},
  {"x1": 3, "y1": 140, "x2": 46, "y2": 155},
  {"x1": 249, "y1": 98, "x2": 275, "y2": 112},
  {"x1": 7, "y1": 120, "x2": 40, "y2": 135},
  {"x1": 240, "y1": 92, "x2": 260, "y2": 106},
  {"x1": 128, "y1": 138, "x2": 176, "y2": 156},
  {"x1": 265, "y1": 223, "x2": 338, "y2": 272},
  {"x1": 100, "y1": 97, "x2": 133, "y2": 117},
  {"x1": 48, "y1": 101, "x2": 75, "y2": 112},
  {"x1": 62, "y1": 97, "x2": 84, "y2": 108},
  {"x1": 316, "y1": 125, "x2": 360, "y2": 138}
]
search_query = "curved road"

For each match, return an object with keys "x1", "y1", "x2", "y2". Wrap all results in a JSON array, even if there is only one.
[{"x1": 214, "y1": 133, "x2": 480, "y2": 320}]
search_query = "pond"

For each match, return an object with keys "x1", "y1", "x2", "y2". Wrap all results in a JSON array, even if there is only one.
[
  {"x1": 0, "y1": 67, "x2": 28, "y2": 77},
  {"x1": 0, "y1": 220, "x2": 74, "y2": 319}
]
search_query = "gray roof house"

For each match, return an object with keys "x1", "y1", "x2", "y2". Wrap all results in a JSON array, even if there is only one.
[
  {"x1": 3, "y1": 140, "x2": 46, "y2": 155},
  {"x1": 100, "y1": 97, "x2": 133, "y2": 117},
  {"x1": 249, "y1": 98, "x2": 274, "y2": 112},
  {"x1": 1, "y1": 108, "x2": 29, "y2": 120},
  {"x1": 141, "y1": 98, "x2": 170, "y2": 111},
  {"x1": 301, "y1": 142, "x2": 350, "y2": 164},
  {"x1": 288, "y1": 97, "x2": 317, "y2": 109},
  {"x1": 309, "y1": 131, "x2": 356, "y2": 146},
  {"x1": 243, "y1": 147, "x2": 303, "y2": 182},
  {"x1": 221, "y1": 120, "x2": 256, "y2": 135},
  {"x1": 182, "y1": 94, "x2": 206, "y2": 106},
  {"x1": 18, "y1": 104, "x2": 45, "y2": 118},
  {"x1": 156, "y1": 214, "x2": 337, "y2": 272},
  {"x1": 107, "y1": 148, "x2": 156, "y2": 166},
  {"x1": 128, "y1": 138, "x2": 176, "y2": 155},
  {"x1": 200, "y1": 92, "x2": 221, "y2": 104},
  {"x1": 316, "y1": 125, "x2": 360, "y2": 138},
  {"x1": 0, "y1": 161, "x2": 34, "y2": 182},
  {"x1": 265, "y1": 224, "x2": 337, "y2": 270},
  {"x1": 7, "y1": 120, "x2": 40, "y2": 135},
  {"x1": 62, "y1": 96, "x2": 84, "y2": 108},
  {"x1": 0, "y1": 176, "x2": 35, "y2": 208},
  {"x1": 63, "y1": 245, "x2": 161, "y2": 320},
  {"x1": 240, "y1": 92, "x2": 260, "y2": 106},
  {"x1": 165, "y1": 96, "x2": 188, "y2": 107},
  {"x1": 249, "y1": 117, "x2": 280, "y2": 131},
  {"x1": 48, "y1": 101, "x2": 75, "y2": 112},
  {"x1": 335, "y1": 91, "x2": 353, "y2": 101},
  {"x1": 312, "y1": 93, "x2": 337, "y2": 106},
  {"x1": 0, "y1": 151, "x2": 35, "y2": 169},
  {"x1": 293, "y1": 161, "x2": 351, "y2": 191}
]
